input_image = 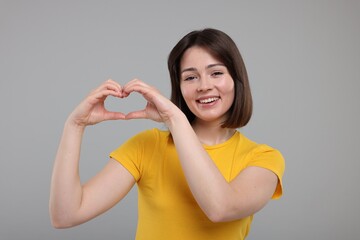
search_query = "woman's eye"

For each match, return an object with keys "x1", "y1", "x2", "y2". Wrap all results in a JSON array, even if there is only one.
[
  {"x1": 184, "y1": 76, "x2": 196, "y2": 81},
  {"x1": 212, "y1": 71, "x2": 223, "y2": 77}
]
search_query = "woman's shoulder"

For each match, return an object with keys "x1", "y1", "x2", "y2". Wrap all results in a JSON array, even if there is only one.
[{"x1": 237, "y1": 131, "x2": 282, "y2": 157}]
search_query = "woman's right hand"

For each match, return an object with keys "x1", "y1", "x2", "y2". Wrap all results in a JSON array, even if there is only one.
[{"x1": 67, "y1": 79, "x2": 126, "y2": 127}]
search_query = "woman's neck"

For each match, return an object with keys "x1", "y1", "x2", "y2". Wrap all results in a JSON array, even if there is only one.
[{"x1": 192, "y1": 120, "x2": 236, "y2": 146}]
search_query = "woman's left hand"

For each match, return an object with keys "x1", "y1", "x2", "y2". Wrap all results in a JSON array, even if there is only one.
[{"x1": 122, "y1": 79, "x2": 181, "y2": 125}]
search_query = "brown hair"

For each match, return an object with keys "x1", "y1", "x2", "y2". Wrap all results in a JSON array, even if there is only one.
[{"x1": 167, "y1": 28, "x2": 252, "y2": 128}]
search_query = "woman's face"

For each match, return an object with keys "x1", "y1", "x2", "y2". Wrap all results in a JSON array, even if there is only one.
[{"x1": 180, "y1": 46, "x2": 235, "y2": 125}]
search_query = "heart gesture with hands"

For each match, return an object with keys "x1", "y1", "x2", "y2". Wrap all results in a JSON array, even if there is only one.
[
  {"x1": 123, "y1": 79, "x2": 179, "y2": 124},
  {"x1": 68, "y1": 79, "x2": 180, "y2": 128}
]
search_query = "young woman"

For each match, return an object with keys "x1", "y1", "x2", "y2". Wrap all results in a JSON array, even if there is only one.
[{"x1": 50, "y1": 28, "x2": 285, "y2": 239}]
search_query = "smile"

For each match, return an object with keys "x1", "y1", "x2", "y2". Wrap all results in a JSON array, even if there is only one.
[{"x1": 197, "y1": 97, "x2": 220, "y2": 104}]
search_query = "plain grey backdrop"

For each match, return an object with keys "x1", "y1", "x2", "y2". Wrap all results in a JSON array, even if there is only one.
[{"x1": 1, "y1": 0, "x2": 359, "y2": 239}]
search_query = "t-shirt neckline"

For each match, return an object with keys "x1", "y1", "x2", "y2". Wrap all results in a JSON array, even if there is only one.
[{"x1": 202, "y1": 131, "x2": 240, "y2": 150}]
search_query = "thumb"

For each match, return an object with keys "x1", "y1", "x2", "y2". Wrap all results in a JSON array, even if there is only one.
[
  {"x1": 125, "y1": 110, "x2": 147, "y2": 120},
  {"x1": 104, "y1": 111, "x2": 126, "y2": 121}
]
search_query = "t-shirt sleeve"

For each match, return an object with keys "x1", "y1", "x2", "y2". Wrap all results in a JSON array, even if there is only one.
[
  {"x1": 247, "y1": 144, "x2": 285, "y2": 199},
  {"x1": 109, "y1": 129, "x2": 155, "y2": 182}
]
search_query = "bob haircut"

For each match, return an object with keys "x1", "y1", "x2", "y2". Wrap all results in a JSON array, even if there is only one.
[{"x1": 167, "y1": 28, "x2": 253, "y2": 128}]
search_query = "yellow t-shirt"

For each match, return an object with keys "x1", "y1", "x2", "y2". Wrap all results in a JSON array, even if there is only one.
[{"x1": 110, "y1": 128, "x2": 285, "y2": 240}]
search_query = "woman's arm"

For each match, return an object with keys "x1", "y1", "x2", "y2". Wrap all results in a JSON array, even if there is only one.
[
  {"x1": 167, "y1": 115, "x2": 278, "y2": 222},
  {"x1": 49, "y1": 80, "x2": 135, "y2": 228},
  {"x1": 124, "y1": 79, "x2": 278, "y2": 222}
]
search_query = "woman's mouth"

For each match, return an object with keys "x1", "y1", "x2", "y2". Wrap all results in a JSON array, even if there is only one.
[{"x1": 197, "y1": 97, "x2": 220, "y2": 104}]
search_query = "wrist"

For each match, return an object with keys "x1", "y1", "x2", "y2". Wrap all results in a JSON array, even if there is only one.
[
  {"x1": 64, "y1": 117, "x2": 86, "y2": 133},
  {"x1": 165, "y1": 110, "x2": 189, "y2": 132}
]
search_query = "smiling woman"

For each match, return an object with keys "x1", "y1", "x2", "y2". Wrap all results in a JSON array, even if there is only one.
[
  {"x1": 49, "y1": 28, "x2": 285, "y2": 240},
  {"x1": 179, "y1": 46, "x2": 235, "y2": 126},
  {"x1": 168, "y1": 29, "x2": 253, "y2": 129}
]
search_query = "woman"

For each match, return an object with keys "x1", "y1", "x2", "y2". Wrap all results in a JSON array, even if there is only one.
[{"x1": 50, "y1": 28, "x2": 285, "y2": 239}]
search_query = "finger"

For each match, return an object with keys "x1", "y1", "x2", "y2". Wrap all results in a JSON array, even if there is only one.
[
  {"x1": 105, "y1": 79, "x2": 121, "y2": 86},
  {"x1": 125, "y1": 110, "x2": 147, "y2": 120},
  {"x1": 123, "y1": 78, "x2": 143, "y2": 88},
  {"x1": 123, "y1": 79, "x2": 151, "y2": 95},
  {"x1": 104, "y1": 111, "x2": 126, "y2": 121},
  {"x1": 93, "y1": 79, "x2": 123, "y2": 97},
  {"x1": 88, "y1": 89, "x2": 122, "y2": 105},
  {"x1": 104, "y1": 79, "x2": 123, "y2": 94},
  {"x1": 123, "y1": 83, "x2": 159, "y2": 103}
]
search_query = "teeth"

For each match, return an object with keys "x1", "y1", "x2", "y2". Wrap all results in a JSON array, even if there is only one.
[{"x1": 199, "y1": 97, "x2": 219, "y2": 103}]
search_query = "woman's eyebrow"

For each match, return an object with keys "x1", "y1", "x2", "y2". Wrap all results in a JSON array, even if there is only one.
[
  {"x1": 181, "y1": 63, "x2": 225, "y2": 74},
  {"x1": 181, "y1": 67, "x2": 197, "y2": 74},
  {"x1": 207, "y1": 63, "x2": 225, "y2": 69}
]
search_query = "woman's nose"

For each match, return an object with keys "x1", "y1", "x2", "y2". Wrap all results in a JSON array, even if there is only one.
[{"x1": 197, "y1": 77, "x2": 213, "y2": 92}]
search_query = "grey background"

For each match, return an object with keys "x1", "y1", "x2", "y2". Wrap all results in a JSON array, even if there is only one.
[{"x1": 1, "y1": 0, "x2": 359, "y2": 239}]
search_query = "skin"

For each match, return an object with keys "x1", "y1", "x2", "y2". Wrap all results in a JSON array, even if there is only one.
[
  {"x1": 180, "y1": 46, "x2": 236, "y2": 145},
  {"x1": 49, "y1": 47, "x2": 278, "y2": 228}
]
